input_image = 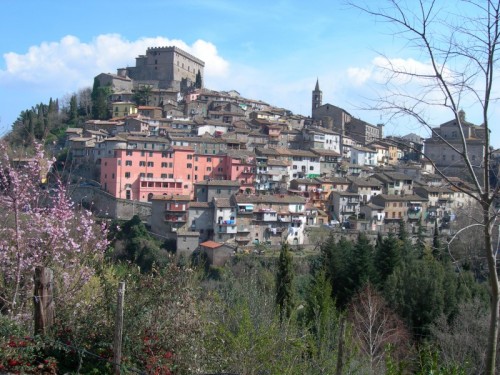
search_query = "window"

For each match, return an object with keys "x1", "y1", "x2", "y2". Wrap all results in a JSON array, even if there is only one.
[
  {"x1": 309, "y1": 166, "x2": 314, "y2": 171},
  {"x1": 147, "y1": 162, "x2": 154, "y2": 167},
  {"x1": 207, "y1": 157, "x2": 212, "y2": 162},
  {"x1": 161, "y1": 162, "x2": 167, "y2": 168},
  {"x1": 187, "y1": 154, "x2": 193, "y2": 160},
  {"x1": 168, "y1": 174, "x2": 174, "y2": 178},
  {"x1": 169, "y1": 162, "x2": 173, "y2": 168},
  {"x1": 187, "y1": 174, "x2": 191, "y2": 180},
  {"x1": 125, "y1": 172, "x2": 130, "y2": 178},
  {"x1": 140, "y1": 173, "x2": 145, "y2": 178},
  {"x1": 126, "y1": 150, "x2": 133, "y2": 156},
  {"x1": 161, "y1": 174, "x2": 167, "y2": 178},
  {"x1": 218, "y1": 167, "x2": 223, "y2": 172},
  {"x1": 141, "y1": 151, "x2": 145, "y2": 157},
  {"x1": 147, "y1": 173, "x2": 153, "y2": 178},
  {"x1": 216, "y1": 188, "x2": 221, "y2": 194},
  {"x1": 195, "y1": 166, "x2": 198, "y2": 171},
  {"x1": 125, "y1": 160, "x2": 132, "y2": 166},
  {"x1": 162, "y1": 152, "x2": 167, "y2": 158},
  {"x1": 139, "y1": 161, "x2": 146, "y2": 167},
  {"x1": 111, "y1": 173, "x2": 115, "y2": 179},
  {"x1": 126, "y1": 190, "x2": 131, "y2": 200},
  {"x1": 187, "y1": 163, "x2": 192, "y2": 168},
  {"x1": 149, "y1": 152, "x2": 153, "y2": 157},
  {"x1": 207, "y1": 167, "x2": 212, "y2": 171}
]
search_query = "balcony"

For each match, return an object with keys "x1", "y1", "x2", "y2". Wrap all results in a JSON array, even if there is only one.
[
  {"x1": 165, "y1": 205, "x2": 187, "y2": 212},
  {"x1": 164, "y1": 214, "x2": 187, "y2": 222},
  {"x1": 141, "y1": 177, "x2": 183, "y2": 183}
]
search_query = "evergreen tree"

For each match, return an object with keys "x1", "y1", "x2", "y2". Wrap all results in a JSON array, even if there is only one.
[
  {"x1": 276, "y1": 242, "x2": 295, "y2": 321},
  {"x1": 433, "y1": 220, "x2": 442, "y2": 260},
  {"x1": 195, "y1": 69, "x2": 202, "y2": 88},
  {"x1": 322, "y1": 236, "x2": 354, "y2": 309},
  {"x1": 351, "y1": 233, "x2": 376, "y2": 290},
  {"x1": 374, "y1": 233, "x2": 401, "y2": 285},
  {"x1": 91, "y1": 77, "x2": 110, "y2": 120},
  {"x1": 68, "y1": 94, "x2": 78, "y2": 125},
  {"x1": 415, "y1": 221, "x2": 427, "y2": 258},
  {"x1": 398, "y1": 220, "x2": 408, "y2": 242}
]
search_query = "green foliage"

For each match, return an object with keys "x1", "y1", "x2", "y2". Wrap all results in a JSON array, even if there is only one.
[
  {"x1": 68, "y1": 94, "x2": 78, "y2": 125},
  {"x1": 375, "y1": 232, "x2": 401, "y2": 285},
  {"x1": 109, "y1": 215, "x2": 170, "y2": 272},
  {"x1": 195, "y1": 70, "x2": 202, "y2": 88},
  {"x1": 132, "y1": 85, "x2": 153, "y2": 106},
  {"x1": 91, "y1": 78, "x2": 111, "y2": 120},
  {"x1": 322, "y1": 236, "x2": 355, "y2": 309},
  {"x1": 276, "y1": 242, "x2": 295, "y2": 321},
  {"x1": 5, "y1": 100, "x2": 65, "y2": 149}
]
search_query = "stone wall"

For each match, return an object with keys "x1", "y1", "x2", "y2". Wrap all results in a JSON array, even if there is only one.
[{"x1": 69, "y1": 185, "x2": 151, "y2": 221}]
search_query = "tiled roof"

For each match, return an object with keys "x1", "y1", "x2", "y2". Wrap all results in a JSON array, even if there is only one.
[
  {"x1": 213, "y1": 198, "x2": 232, "y2": 208},
  {"x1": 200, "y1": 240, "x2": 223, "y2": 249},
  {"x1": 189, "y1": 202, "x2": 211, "y2": 208},
  {"x1": 234, "y1": 194, "x2": 306, "y2": 205}
]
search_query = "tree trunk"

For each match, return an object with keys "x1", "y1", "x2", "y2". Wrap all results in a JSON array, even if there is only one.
[{"x1": 484, "y1": 204, "x2": 499, "y2": 375}]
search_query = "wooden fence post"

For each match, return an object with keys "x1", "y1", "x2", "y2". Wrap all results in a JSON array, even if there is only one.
[
  {"x1": 113, "y1": 282, "x2": 125, "y2": 375},
  {"x1": 33, "y1": 266, "x2": 55, "y2": 336}
]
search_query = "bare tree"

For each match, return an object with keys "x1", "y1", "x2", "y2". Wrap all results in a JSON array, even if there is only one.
[
  {"x1": 348, "y1": 283, "x2": 410, "y2": 374},
  {"x1": 351, "y1": 1, "x2": 500, "y2": 373}
]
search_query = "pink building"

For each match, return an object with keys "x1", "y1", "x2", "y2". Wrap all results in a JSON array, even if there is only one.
[
  {"x1": 100, "y1": 145, "x2": 233, "y2": 202},
  {"x1": 226, "y1": 153, "x2": 256, "y2": 193}
]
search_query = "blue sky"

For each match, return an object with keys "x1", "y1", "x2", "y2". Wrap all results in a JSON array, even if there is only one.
[{"x1": 1, "y1": 0, "x2": 498, "y2": 145}]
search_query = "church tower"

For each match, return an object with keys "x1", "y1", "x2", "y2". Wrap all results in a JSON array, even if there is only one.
[{"x1": 312, "y1": 79, "x2": 322, "y2": 115}]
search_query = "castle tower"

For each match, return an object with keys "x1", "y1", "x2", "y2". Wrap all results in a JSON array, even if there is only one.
[{"x1": 312, "y1": 79, "x2": 322, "y2": 115}]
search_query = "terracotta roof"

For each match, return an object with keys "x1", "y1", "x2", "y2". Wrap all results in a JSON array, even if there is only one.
[{"x1": 200, "y1": 240, "x2": 223, "y2": 249}]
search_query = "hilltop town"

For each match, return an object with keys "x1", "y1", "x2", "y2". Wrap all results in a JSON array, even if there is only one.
[{"x1": 63, "y1": 45, "x2": 491, "y2": 262}]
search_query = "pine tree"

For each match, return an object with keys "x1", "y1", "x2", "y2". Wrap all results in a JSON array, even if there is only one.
[
  {"x1": 374, "y1": 233, "x2": 401, "y2": 285},
  {"x1": 276, "y1": 242, "x2": 294, "y2": 321},
  {"x1": 351, "y1": 233, "x2": 376, "y2": 291}
]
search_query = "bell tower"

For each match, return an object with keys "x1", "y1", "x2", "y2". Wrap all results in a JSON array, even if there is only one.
[{"x1": 312, "y1": 79, "x2": 322, "y2": 116}]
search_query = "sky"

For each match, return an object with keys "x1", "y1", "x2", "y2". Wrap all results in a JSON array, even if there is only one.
[{"x1": 1, "y1": 0, "x2": 498, "y2": 145}]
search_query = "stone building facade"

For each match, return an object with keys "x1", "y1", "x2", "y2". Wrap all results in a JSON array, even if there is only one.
[{"x1": 122, "y1": 46, "x2": 205, "y2": 91}]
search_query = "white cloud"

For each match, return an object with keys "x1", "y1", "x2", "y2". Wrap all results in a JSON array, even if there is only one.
[
  {"x1": 347, "y1": 66, "x2": 373, "y2": 86},
  {"x1": 0, "y1": 34, "x2": 230, "y2": 91}
]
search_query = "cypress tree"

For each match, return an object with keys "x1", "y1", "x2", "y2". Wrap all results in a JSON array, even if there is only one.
[
  {"x1": 195, "y1": 69, "x2": 202, "y2": 88},
  {"x1": 276, "y1": 242, "x2": 294, "y2": 321},
  {"x1": 69, "y1": 95, "x2": 78, "y2": 125},
  {"x1": 432, "y1": 220, "x2": 442, "y2": 260}
]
